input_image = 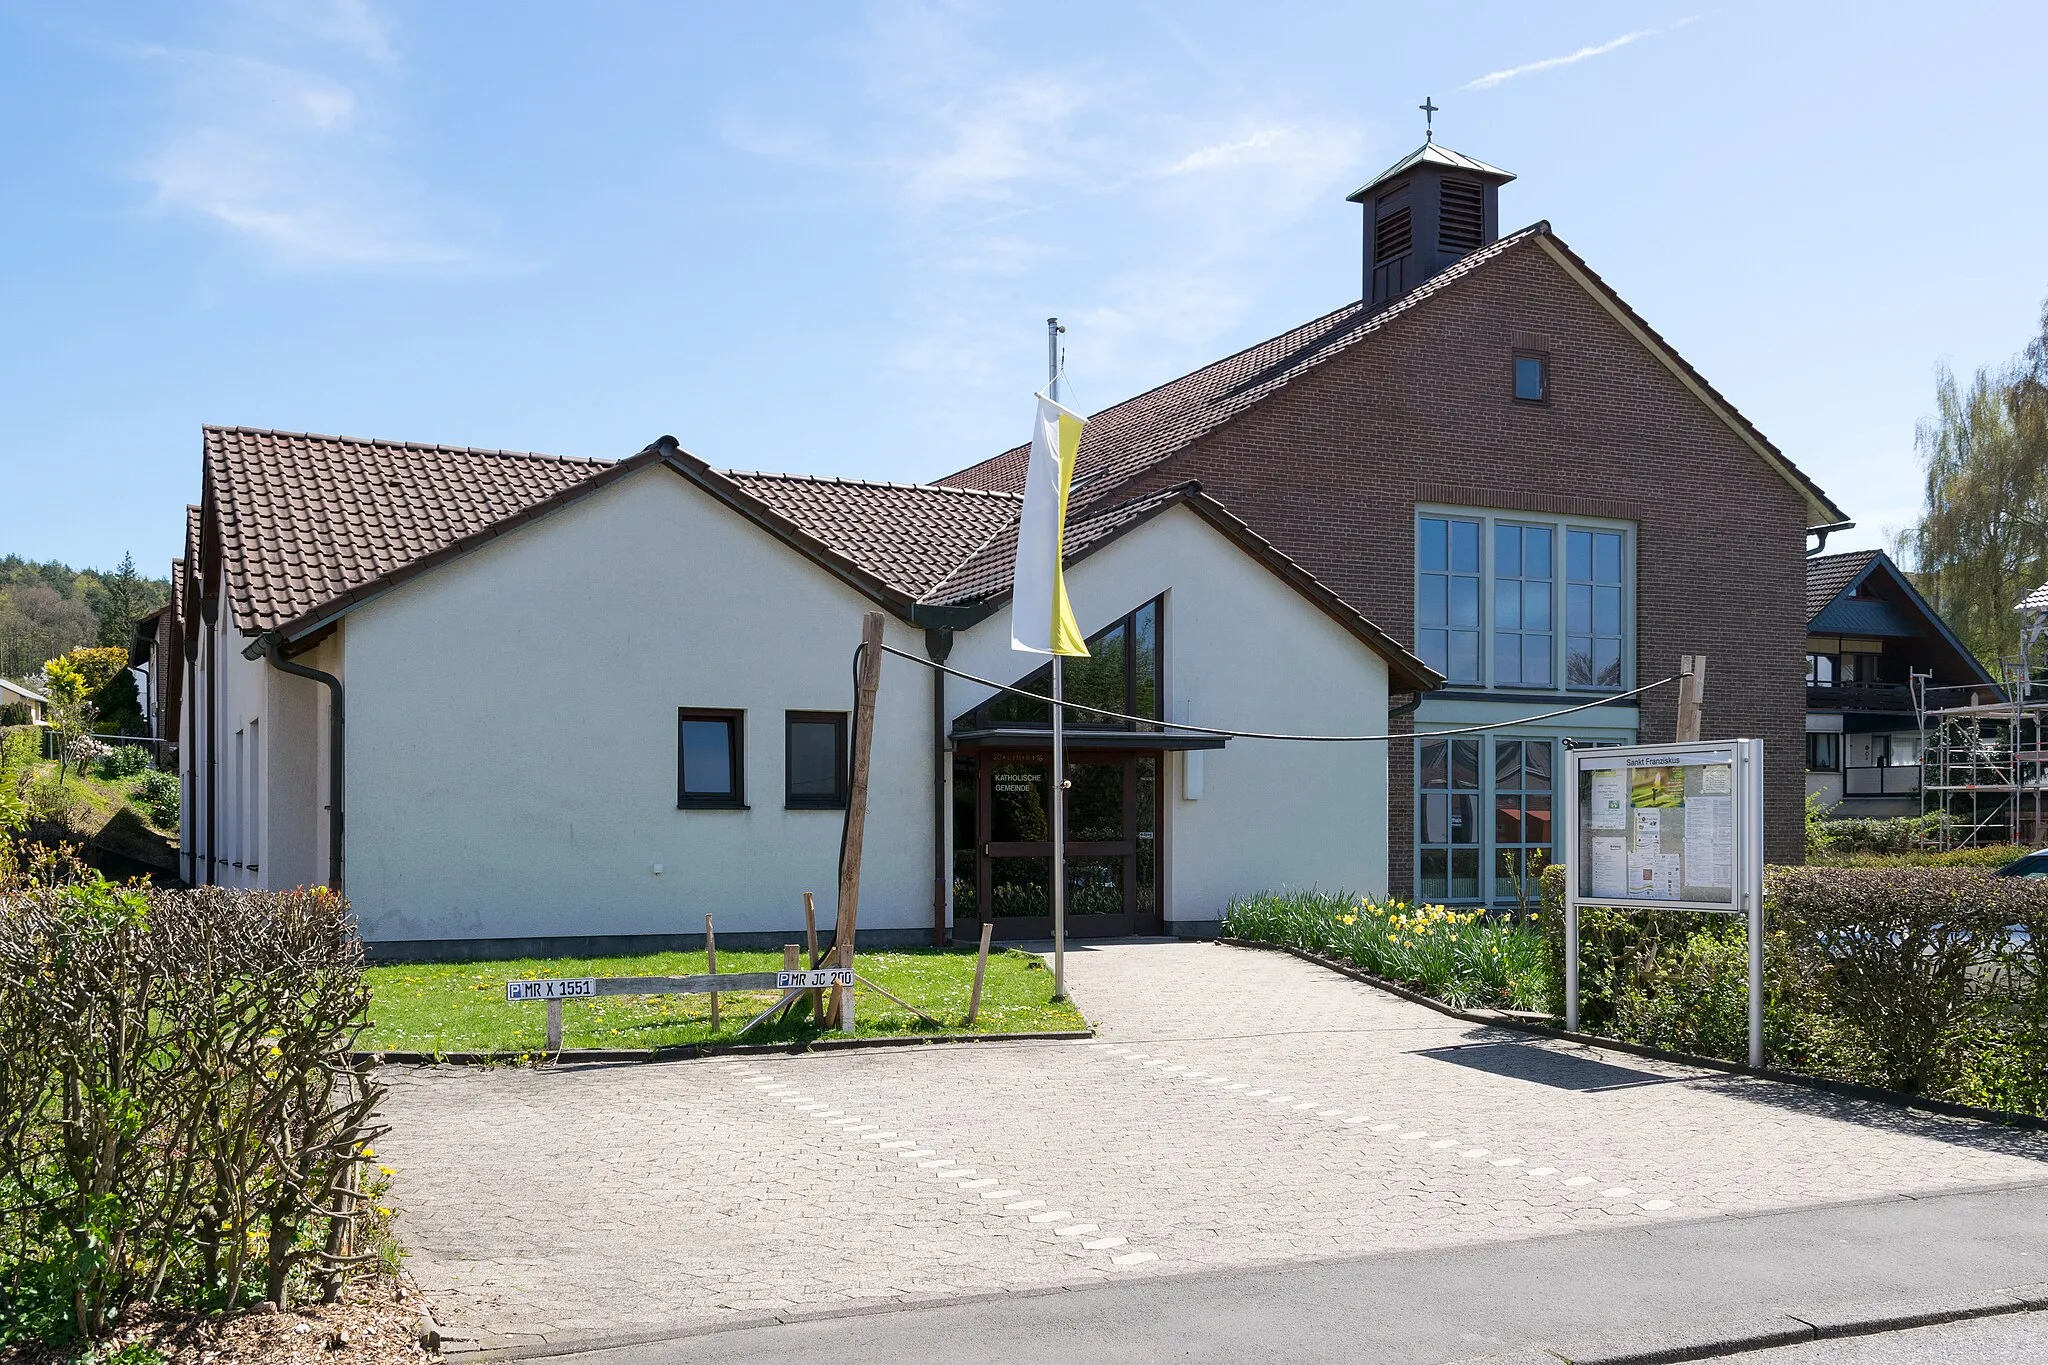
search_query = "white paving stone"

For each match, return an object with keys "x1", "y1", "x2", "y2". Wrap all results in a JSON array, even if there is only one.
[{"x1": 381, "y1": 939, "x2": 2048, "y2": 1351}]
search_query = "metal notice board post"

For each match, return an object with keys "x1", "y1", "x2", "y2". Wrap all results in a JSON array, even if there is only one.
[{"x1": 1561, "y1": 738, "x2": 1765, "y2": 1068}]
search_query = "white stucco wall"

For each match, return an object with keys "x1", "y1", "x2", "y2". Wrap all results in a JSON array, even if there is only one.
[
  {"x1": 944, "y1": 505, "x2": 1393, "y2": 921},
  {"x1": 181, "y1": 613, "x2": 329, "y2": 894},
  {"x1": 340, "y1": 465, "x2": 936, "y2": 947}
]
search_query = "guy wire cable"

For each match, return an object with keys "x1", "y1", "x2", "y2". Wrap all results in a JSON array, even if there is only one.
[{"x1": 875, "y1": 641, "x2": 1686, "y2": 743}]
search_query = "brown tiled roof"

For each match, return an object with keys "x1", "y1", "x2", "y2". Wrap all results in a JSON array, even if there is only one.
[
  {"x1": 941, "y1": 222, "x2": 1848, "y2": 528},
  {"x1": 1806, "y1": 549, "x2": 1879, "y2": 620},
  {"x1": 199, "y1": 431, "x2": 1431, "y2": 686},
  {"x1": 922, "y1": 481, "x2": 1439, "y2": 692},
  {"x1": 941, "y1": 226, "x2": 1544, "y2": 502},
  {"x1": 924, "y1": 484, "x2": 1189, "y2": 608},
  {"x1": 204, "y1": 427, "x2": 612, "y2": 634},
  {"x1": 724, "y1": 472, "x2": 1020, "y2": 600}
]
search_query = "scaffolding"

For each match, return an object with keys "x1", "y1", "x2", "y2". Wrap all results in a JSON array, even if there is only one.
[{"x1": 1914, "y1": 590, "x2": 2048, "y2": 849}]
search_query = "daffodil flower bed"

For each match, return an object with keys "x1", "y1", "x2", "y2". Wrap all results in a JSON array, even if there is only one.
[{"x1": 1222, "y1": 889, "x2": 1551, "y2": 1011}]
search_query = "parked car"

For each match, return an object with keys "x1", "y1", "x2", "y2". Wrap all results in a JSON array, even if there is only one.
[{"x1": 1993, "y1": 850, "x2": 2048, "y2": 878}]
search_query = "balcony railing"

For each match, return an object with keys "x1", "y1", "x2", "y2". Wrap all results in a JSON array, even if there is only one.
[
  {"x1": 1807, "y1": 681, "x2": 1914, "y2": 712},
  {"x1": 1844, "y1": 764, "x2": 1921, "y2": 796}
]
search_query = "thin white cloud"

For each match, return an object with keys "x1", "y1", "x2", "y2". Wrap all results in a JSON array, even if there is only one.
[
  {"x1": 1162, "y1": 127, "x2": 1289, "y2": 176},
  {"x1": 132, "y1": 3, "x2": 497, "y2": 273},
  {"x1": 1461, "y1": 17, "x2": 1697, "y2": 91},
  {"x1": 725, "y1": 0, "x2": 1368, "y2": 451}
]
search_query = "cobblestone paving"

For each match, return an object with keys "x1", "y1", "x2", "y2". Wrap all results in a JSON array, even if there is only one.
[{"x1": 376, "y1": 941, "x2": 2048, "y2": 1349}]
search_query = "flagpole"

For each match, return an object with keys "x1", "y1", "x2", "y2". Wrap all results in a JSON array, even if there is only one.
[{"x1": 1047, "y1": 316, "x2": 1067, "y2": 1002}]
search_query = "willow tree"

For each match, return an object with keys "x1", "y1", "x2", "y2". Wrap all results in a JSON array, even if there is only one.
[{"x1": 1907, "y1": 302, "x2": 2048, "y2": 670}]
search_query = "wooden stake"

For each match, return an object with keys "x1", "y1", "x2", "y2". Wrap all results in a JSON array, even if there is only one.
[
  {"x1": 803, "y1": 891, "x2": 822, "y2": 1021},
  {"x1": 962, "y1": 921, "x2": 994, "y2": 1027},
  {"x1": 852, "y1": 972, "x2": 944, "y2": 1027},
  {"x1": 1676, "y1": 655, "x2": 1708, "y2": 743},
  {"x1": 705, "y1": 912, "x2": 719, "y2": 1032},
  {"x1": 829, "y1": 610, "x2": 886, "y2": 1028},
  {"x1": 545, "y1": 998, "x2": 563, "y2": 1052},
  {"x1": 779, "y1": 942, "x2": 800, "y2": 1031}
]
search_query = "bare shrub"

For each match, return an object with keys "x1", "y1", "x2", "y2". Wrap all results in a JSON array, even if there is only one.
[{"x1": 0, "y1": 882, "x2": 385, "y2": 1342}]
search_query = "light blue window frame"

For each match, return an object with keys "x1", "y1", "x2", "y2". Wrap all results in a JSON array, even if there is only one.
[
  {"x1": 1415, "y1": 506, "x2": 1635, "y2": 693},
  {"x1": 1413, "y1": 733, "x2": 1564, "y2": 906}
]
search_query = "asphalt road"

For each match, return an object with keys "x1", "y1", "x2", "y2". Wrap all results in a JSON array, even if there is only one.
[
  {"x1": 1726, "y1": 1312, "x2": 2048, "y2": 1363},
  {"x1": 495, "y1": 1180, "x2": 2048, "y2": 1365}
]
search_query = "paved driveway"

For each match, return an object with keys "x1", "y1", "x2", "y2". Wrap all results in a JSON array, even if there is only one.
[{"x1": 376, "y1": 941, "x2": 2048, "y2": 1351}]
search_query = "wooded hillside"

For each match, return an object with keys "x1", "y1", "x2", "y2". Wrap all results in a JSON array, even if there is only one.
[{"x1": 0, "y1": 552, "x2": 171, "y2": 681}]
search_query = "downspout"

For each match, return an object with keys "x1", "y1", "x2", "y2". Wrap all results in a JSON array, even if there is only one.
[
  {"x1": 185, "y1": 645, "x2": 198, "y2": 885},
  {"x1": 204, "y1": 600, "x2": 218, "y2": 886},
  {"x1": 251, "y1": 633, "x2": 345, "y2": 896},
  {"x1": 925, "y1": 626, "x2": 954, "y2": 947}
]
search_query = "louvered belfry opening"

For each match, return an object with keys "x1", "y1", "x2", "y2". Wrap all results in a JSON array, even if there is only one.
[
  {"x1": 1438, "y1": 178, "x2": 1483, "y2": 254},
  {"x1": 1374, "y1": 205, "x2": 1413, "y2": 264},
  {"x1": 1349, "y1": 141, "x2": 1513, "y2": 305}
]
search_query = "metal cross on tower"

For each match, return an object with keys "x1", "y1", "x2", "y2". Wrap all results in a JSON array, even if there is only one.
[{"x1": 1419, "y1": 96, "x2": 1439, "y2": 141}]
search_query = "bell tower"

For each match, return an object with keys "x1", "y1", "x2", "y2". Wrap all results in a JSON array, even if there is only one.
[{"x1": 1348, "y1": 105, "x2": 1514, "y2": 306}]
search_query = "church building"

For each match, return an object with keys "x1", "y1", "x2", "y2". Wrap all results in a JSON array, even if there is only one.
[
  {"x1": 171, "y1": 131, "x2": 1843, "y2": 953},
  {"x1": 944, "y1": 134, "x2": 1846, "y2": 897}
]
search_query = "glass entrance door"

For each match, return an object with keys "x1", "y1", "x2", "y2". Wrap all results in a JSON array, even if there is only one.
[{"x1": 962, "y1": 751, "x2": 1160, "y2": 939}]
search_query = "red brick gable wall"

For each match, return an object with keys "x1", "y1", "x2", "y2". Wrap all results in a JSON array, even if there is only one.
[{"x1": 1094, "y1": 243, "x2": 1810, "y2": 875}]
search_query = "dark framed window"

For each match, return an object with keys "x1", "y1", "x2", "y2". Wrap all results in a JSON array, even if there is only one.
[
  {"x1": 785, "y1": 711, "x2": 848, "y2": 809},
  {"x1": 1806, "y1": 732, "x2": 1840, "y2": 773},
  {"x1": 1513, "y1": 351, "x2": 1548, "y2": 403},
  {"x1": 677, "y1": 708, "x2": 745, "y2": 808},
  {"x1": 963, "y1": 597, "x2": 1163, "y2": 731}
]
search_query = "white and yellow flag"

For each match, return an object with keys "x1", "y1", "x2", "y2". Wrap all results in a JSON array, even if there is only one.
[{"x1": 1011, "y1": 391, "x2": 1089, "y2": 657}]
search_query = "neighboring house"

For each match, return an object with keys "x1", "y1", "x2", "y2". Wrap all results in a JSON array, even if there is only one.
[
  {"x1": 1804, "y1": 550, "x2": 1998, "y2": 818},
  {"x1": 0, "y1": 676, "x2": 49, "y2": 725},
  {"x1": 941, "y1": 136, "x2": 1848, "y2": 898},
  {"x1": 176, "y1": 429, "x2": 1434, "y2": 957},
  {"x1": 129, "y1": 600, "x2": 183, "y2": 749}
]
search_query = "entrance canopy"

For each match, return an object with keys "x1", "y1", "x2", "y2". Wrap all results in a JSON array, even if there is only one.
[{"x1": 951, "y1": 726, "x2": 1224, "y2": 752}]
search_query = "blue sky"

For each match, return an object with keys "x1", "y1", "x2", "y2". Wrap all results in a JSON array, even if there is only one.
[{"x1": 3, "y1": 1, "x2": 2045, "y2": 578}]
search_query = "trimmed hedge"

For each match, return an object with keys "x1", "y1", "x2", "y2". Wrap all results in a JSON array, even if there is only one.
[
  {"x1": 1817, "y1": 812, "x2": 1949, "y2": 855},
  {"x1": 1812, "y1": 843, "x2": 2029, "y2": 870},
  {"x1": 1541, "y1": 863, "x2": 2048, "y2": 1114}
]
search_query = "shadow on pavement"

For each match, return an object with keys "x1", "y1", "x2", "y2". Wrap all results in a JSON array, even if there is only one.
[
  {"x1": 1437, "y1": 1025, "x2": 2048, "y2": 1164},
  {"x1": 1414, "y1": 1040, "x2": 1693, "y2": 1091}
]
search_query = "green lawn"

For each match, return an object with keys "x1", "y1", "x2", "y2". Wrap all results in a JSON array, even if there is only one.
[{"x1": 363, "y1": 946, "x2": 1087, "y2": 1053}]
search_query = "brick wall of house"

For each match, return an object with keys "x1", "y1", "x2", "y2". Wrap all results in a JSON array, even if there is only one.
[{"x1": 1098, "y1": 239, "x2": 1814, "y2": 874}]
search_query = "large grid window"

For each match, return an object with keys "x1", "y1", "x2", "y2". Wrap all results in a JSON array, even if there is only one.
[
  {"x1": 1492, "y1": 524, "x2": 1554, "y2": 687},
  {"x1": 1418, "y1": 737, "x2": 1482, "y2": 901},
  {"x1": 1493, "y1": 739, "x2": 1553, "y2": 906},
  {"x1": 1418, "y1": 510, "x2": 1631, "y2": 692},
  {"x1": 1566, "y1": 529, "x2": 1625, "y2": 688},
  {"x1": 1417, "y1": 735, "x2": 1562, "y2": 906},
  {"x1": 1417, "y1": 517, "x2": 1482, "y2": 683}
]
